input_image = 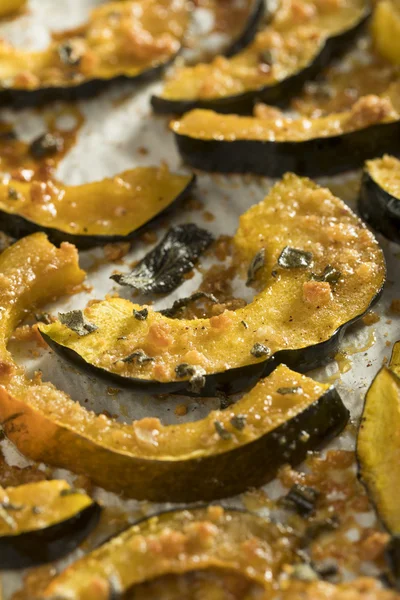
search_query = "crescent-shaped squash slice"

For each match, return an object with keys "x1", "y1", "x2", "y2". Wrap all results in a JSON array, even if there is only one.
[
  {"x1": 42, "y1": 507, "x2": 297, "y2": 599},
  {"x1": 372, "y1": 0, "x2": 400, "y2": 66},
  {"x1": 40, "y1": 174, "x2": 386, "y2": 397},
  {"x1": 0, "y1": 0, "x2": 189, "y2": 108},
  {"x1": 151, "y1": 0, "x2": 370, "y2": 115},
  {"x1": 357, "y1": 341, "x2": 400, "y2": 534},
  {"x1": 0, "y1": 166, "x2": 195, "y2": 248},
  {"x1": 0, "y1": 0, "x2": 26, "y2": 19},
  {"x1": 359, "y1": 155, "x2": 400, "y2": 244},
  {"x1": 0, "y1": 479, "x2": 100, "y2": 569},
  {"x1": 171, "y1": 85, "x2": 400, "y2": 177},
  {"x1": 0, "y1": 233, "x2": 348, "y2": 501}
]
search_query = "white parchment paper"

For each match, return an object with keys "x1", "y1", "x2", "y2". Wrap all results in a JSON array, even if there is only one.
[{"x1": 0, "y1": 1, "x2": 399, "y2": 596}]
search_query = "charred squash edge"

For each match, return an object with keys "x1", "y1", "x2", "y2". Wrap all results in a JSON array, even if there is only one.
[
  {"x1": 42, "y1": 507, "x2": 292, "y2": 597},
  {"x1": 151, "y1": 7, "x2": 370, "y2": 116},
  {"x1": 173, "y1": 119, "x2": 400, "y2": 178},
  {"x1": 0, "y1": 173, "x2": 196, "y2": 249},
  {"x1": 0, "y1": 480, "x2": 101, "y2": 569},
  {"x1": 224, "y1": 0, "x2": 266, "y2": 58},
  {"x1": 358, "y1": 160, "x2": 400, "y2": 244},
  {"x1": 0, "y1": 234, "x2": 348, "y2": 501}
]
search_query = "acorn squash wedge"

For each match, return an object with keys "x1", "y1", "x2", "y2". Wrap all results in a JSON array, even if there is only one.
[
  {"x1": 171, "y1": 85, "x2": 400, "y2": 177},
  {"x1": 357, "y1": 341, "x2": 400, "y2": 534},
  {"x1": 0, "y1": 479, "x2": 100, "y2": 569},
  {"x1": 42, "y1": 507, "x2": 297, "y2": 599},
  {"x1": 151, "y1": 0, "x2": 370, "y2": 115},
  {"x1": 40, "y1": 174, "x2": 386, "y2": 397},
  {"x1": 371, "y1": 0, "x2": 400, "y2": 66},
  {"x1": 0, "y1": 166, "x2": 195, "y2": 248},
  {"x1": 0, "y1": 234, "x2": 348, "y2": 501},
  {"x1": 0, "y1": 0, "x2": 189, "y2": 108},
  {"x1": 359, "y1": 155, "x2": 400, "y2": 244}
]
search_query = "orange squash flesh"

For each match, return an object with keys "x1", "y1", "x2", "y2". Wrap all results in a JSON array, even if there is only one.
[{"x1": 0, "y1": 233, "x2": 347, "y2": 501}]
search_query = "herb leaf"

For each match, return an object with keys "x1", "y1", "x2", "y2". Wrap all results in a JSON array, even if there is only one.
[
  {"x1": 121, "y1": 350, "x2": 154, "y2": 365},
  {"x1": 133, "y1": 308, "x2": 148, "y2": 321},
  {"x1": 58, "y1": 42, "x2": 82, "y2": 67},
  {"x1": 110, "y1": 224, "x2": 213, "y2": 295},
  {"x1": 175, "y1": 363, "x2": 206, "y2": 393},
  {"x1": 29, "y1": 133, "x2": 63, "y2": 160},
  {"x1": 246, "y1": 248, "x2": 265, "y2": 286},
  {"x1": 251, "y1": 343, "x2": 270, "y2": 358},
  {"x1": 214, "y1": 421, "x2": 232, "y2": 440},
  {"x1": 277, "y1": 386, "x2": 303, "y2": 395},
  {"x1": 59, "y1": 310, "x2": 98, "y2": 337},
  {"x1": 159, "y1": 292, "x2": 217, "y2": 318},
  {"x1": 278, "y1": 247, "x2": 313, "y2": 269},
  {"x1": 230, "y1": 415, "x2": 246, "y2": 431},
  {"x1": 311, "y1": 265, "x2": 341, "y2": 285},
  {"x1": 281, "y1": 484, "x2": 320, "y2": 517}
]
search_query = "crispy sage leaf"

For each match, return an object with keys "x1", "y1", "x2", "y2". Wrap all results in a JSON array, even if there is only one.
[
  {"x1": 29, "y1": 133, "x2": 63, "y2": 160},
  {"x1": 311, "y1": 265, "x2": 341, "y2": 285},
  {"x1": 278, "y1": 247, "x2": 313, "y2": 269},
  {"x1": 277, "y1": 386, "x2": 303, "y2": 395},
  {"x1": 133, "y1": 308, "x2": 148, "y2": 321},
  {"x1": 58, "y1": 310, "x2": 98, "y2": 337},
  {"x1": 251, "y1": 342, "x2": 270, "y2": 358},
  {"x1": 175, "y1": 363, "x2": 206, "y2": 393},
  {"x1": 281, "y1": 484, "x2": 320, "y2": 517},
  {"x1": 246, "y1": 248, "x2": 265, "y2": 285},
  {"x1": 159, "y1": 292, "x2": 218, "y2": 318},
  {"x1": 121, "y1": 350, "x2": 154, "y2": 365},
  {"x1": 111, "y1": 224, "x2": 213, "y2": 295}
]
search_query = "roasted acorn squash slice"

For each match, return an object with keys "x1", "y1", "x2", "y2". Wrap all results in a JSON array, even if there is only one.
[
  {"x1": 0, "y1": 479, "x2": 100, "y2": 569},
  {"x1": 171, "y1": 85, "x2": 400, "y2": 177},
  {"x1": 357, "y1": 341, "x2": 400, "y2": 534},
  {"x1": 372, "y1": 0, "x2": 400, "y2": 66},
  {"x1": 359, "y1": 155, "x2": 400, "y2": 244},
  {"x1": 151, "y1": 0, "x2": 370, "y2": 115},
  {"x1": 40, "y1": 174, "x2": 386, "y2": 396},
  {"x1": 42, "y1": 507, "x2": 297, "y2": 599},
  {"x1": 0, "y1": 234, "x2": 348, "y2": 501},
  {"x1": 0, "y1": 166, "x2": 195, "y2": 248},
  {"x1": 0, "y1": 0, "x2": 189, "y2": 108}
]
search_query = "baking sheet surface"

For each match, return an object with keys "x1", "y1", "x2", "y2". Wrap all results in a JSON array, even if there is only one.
[{"x1": 0, "y1": 1, "x2": 400, "y2": 596}]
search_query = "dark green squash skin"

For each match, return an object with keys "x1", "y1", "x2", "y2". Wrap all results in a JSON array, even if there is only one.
[
  {"x1": 40, "y1": 284, "x2": 384, "y2": 397},
  {"x1": 0, "y1": 501, "x2": 101, "y2": 569},
  {"x1": 359, "y1": 169, "x2": 400, "y2": 244},
  {"x1": 0, "y1": 175, "x2": 196, "y2": 249},
  {"x1": 385, "y1": 536, "x2": 400, "y2": 590},
  {"x1": 0, "y1": 54, "x2": 177, "y2": 110},
  {"x1": 151, "y1": 8, "x2": 371, "y2": 116},
  {"x1": 224, "y1": 0, "x2": 265, "y2": 58},
  {"x1": 173, "y1": 120, "x2": 400, "y2": 178},
  {"x1": 10, "y1": 372, "x2": 347, "y2": 503}
]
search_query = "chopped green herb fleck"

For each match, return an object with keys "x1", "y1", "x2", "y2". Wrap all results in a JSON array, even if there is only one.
[
  {"x1": 246, "y1": 248, "x2": 265, "y2": 286},
  {"x1": 251, "y1": 343, "x2": 270, "y2": 358},
  {"x1": 59, "y1": 310, "x2": 98, "y2": 337},
  {"x1": 8, "y1": 187, "x2": 20, "y2": 200},
  {"x1": 160, "y1": 292, "x2": 217, "y2": 318},
  {"x1": 175, "y1": 363, "x2": 206, "y2": 393},
  {"x1": 241, "y1": 320, "x2": 249, "y2": 329},
  {"x1": 121, "y1": 350, "x2": 154, "y2": 365},
  {"x1": 311, "y1": 265, "x2": 341, "y2": 285},
  {"x1": 278, "y1": 247, "x2": 313, "y2": 269},
  {"x1": 133, "y1": 308, "x2": 148, "y2": 321},
  {"x1": 259, "y1": 49, "x2": 274, "y2": 66},
  {"x1": 230, "y1": 415, "x2": 246, "y2": 431},
  {"x1": 281, "y1": 484, "x2": 320, "y2": 517},
  {"x1": 29, "y1": 132, "x2": 63, "y2": 160},
  {"x1": 59, "y1": 488, "x2": 86, "y2": 497},
  {"x1": 214, "y1": 421, "x2": 232, "y2": 440},
  {"x1": 35, "y1": 312, "x2": 53, "y2": 324},
  {"x1": 277, "y1": 386, "x2": 303, "y2": 395},
  {"x1": 58, "y1": 42, "x2": 82, "y2": 67}
]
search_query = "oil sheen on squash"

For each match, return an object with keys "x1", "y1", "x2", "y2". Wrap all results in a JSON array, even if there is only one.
[
  {"x1": 0, "y1": 165, "x2": 195, "y2": 247},
  {"x1": 40, "y1": 174, "x2": 385, "y2": 393},
  {"x1": 152, "y1": 0, "x2": 369, "y2": 112},
  {"x1": 357, "y1": 341, "x2": 400, "y2": 533},
  {"x1": 0, "y1": 0, "x2": 188, "y2": 97},
  {"x1": 42, "y1": 507, "x2": 297, "y2": 599},
  {"x1": 0, "y1": 479, "x2": 100, "y2": 569},
  {"x1": 0, "y1": 233, "x2": 347, "y2": 501},
  {"x1": 359, "y1": 155, "x2": 400, "y2": 243}
]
